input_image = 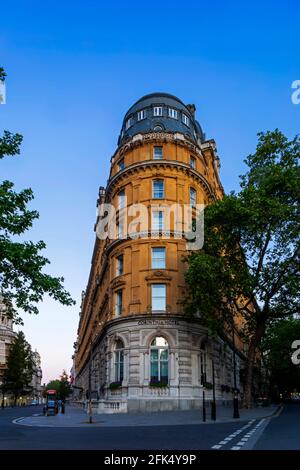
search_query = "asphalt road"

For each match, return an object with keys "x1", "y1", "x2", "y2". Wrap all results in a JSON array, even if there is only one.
[{"x1": 0, "y1": 404, "x2": 299, "y2": 450}]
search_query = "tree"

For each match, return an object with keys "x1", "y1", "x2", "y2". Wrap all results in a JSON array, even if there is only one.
[
  {"x1": 184, "y1": 130, "x2": 300, "y2": 408},
  {"x1": 262, "y1": 318, "x2": 300, "y2": 400},
  {"x1": 2, "y1": 331, "x2": 33, "y2": 405},
  {"x1": 0, "y1": 67, "x2": 75, "y2": 323},
  {"x1": 45, "y1": 370, "x2": 72, "y2": 400}
]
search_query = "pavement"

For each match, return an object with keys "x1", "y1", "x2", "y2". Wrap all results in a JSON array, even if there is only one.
[
  {"x1": 13, "y1": 403, "x2": 281, "y2": 428},
  {"x1": 1, "y1": 403, "x2": 299, "y2": 450}
]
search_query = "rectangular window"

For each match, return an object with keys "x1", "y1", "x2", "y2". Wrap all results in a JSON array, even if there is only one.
[
  {"x1": 151, "y1": 284, "x2": 166, "y2": 311},
  {"x1": 153, "y1": 146, "x2": 163, "y2": 159},
  {"x1": 118, "y1": 189, "x2": 126, "y2": 209},
  {"x1": 117, "y1": 221, "x2": 124, "y2": 238},
  {"x1": 152, "y1": 179, "x2": 164, "y2": 199},
  {"x1": 190, "y1": 156, "x2": 196, "y2": 169},
  {"x1": 190, "y1": 187, "x2": 196, "y2": 207},
  {"x1": 182, "y1": 114, "x2": 189, "y2": 126},
  {"x1": 153, "y1": 106, "x2": 163, "y2": 117},
  {"x1": 126, "y1": 118, "x2": 133, "y2": 130},
  {"x1": 0, "y1": 340, "x2": 5, "y2": 364},
  {"x1": 115, "y1": 290, "x2": 123, "y2": 316},
  {"x1": 168, "y1": 108, "x2": 178, "y2": 119},
  {"x1": 116, "y1": 255, "x2": 124, "y2": 276},
  {"x1": 152, "y1": 211, "x2": 164, "y2": 231},
  {"x1": 137, "y1": 109, "x2": 146, "y2": 121},
  {"x1": 152, "y1": 247, "x2": 166, "y2": 269},
  {"x1": 118, "y1": 158, "x2": 125, "y2": 171}
]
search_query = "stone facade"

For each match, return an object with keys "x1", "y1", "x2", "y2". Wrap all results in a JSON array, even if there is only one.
[
  {"x1": 0, "y1": 300, "x2": 17, "y2": 392},
  {"x1": 74, "y1": 93, "x2": 246, "y2": 413}
]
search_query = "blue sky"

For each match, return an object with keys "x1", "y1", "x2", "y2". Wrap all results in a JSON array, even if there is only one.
[{"x1": 1, "y1": 0, "x2": 299, "y2": 382}]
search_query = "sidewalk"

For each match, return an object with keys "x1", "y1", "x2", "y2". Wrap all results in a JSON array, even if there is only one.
[{"x1": 14, "y1": 404, "x2": 281, "y2": 428}]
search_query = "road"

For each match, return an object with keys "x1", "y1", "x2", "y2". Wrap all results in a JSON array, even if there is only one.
[{"x1": 0, "y1": 403, "x2": 299, "y2": 450}]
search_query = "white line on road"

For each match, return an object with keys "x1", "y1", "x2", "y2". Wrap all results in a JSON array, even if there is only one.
[{"x1": 211, "y1": 419, "x2": 261, "y2": 451}]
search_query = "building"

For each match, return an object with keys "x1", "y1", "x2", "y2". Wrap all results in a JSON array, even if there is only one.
[
  {"x1": 0, "y1": 299, "x2": 17, "y2": 406},
  {"x1": 0, "y1": 297, "x2": 43, "y2": 405},
  {"x1": 29, "y1": 350, "x2": 43, "y2": 403},
  {"x1": 74, "y1": 93, "x2": 246, "y2": 413}
]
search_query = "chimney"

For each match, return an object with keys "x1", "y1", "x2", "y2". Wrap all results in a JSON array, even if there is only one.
[{"x1": 186, "y1": 104, "x2": 196, "y2": 118}]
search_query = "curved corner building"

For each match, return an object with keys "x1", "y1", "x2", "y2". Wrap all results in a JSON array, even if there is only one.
[{"x1": 74, "y1": 93, "x2": 245, "y2": 412}]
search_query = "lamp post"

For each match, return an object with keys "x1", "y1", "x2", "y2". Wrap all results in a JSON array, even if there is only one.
[
  {"x1": 232, "y1": 317, "x2": 240, "y2": 419},
  {"x1": 88, "y1": 339, "x2": 93, "y2": 424},
  {"x1": 211, "y1": 358, "x2": 216, "y2": 421}
]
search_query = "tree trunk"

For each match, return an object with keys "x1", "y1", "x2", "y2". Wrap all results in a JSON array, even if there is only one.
[{"x1": 243, "y1": 320, "x2": 266, "y2": 408}]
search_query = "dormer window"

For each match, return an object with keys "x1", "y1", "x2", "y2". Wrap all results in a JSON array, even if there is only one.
[
  {"x1": 182, "y1": 114, "x2": 189, "y2": 126},
  {"x1": 126, "y1": 117, "x2": 133, "y2": 130},
  {"x1": 153, "y1": 106, "x2": 163, "y2": 117},
  {"x1": 137, "y1": 109, "x2": 146, "y2": 121},
  {"x1": 168, "y1": 108, "x2": 178, "y2": 119}
]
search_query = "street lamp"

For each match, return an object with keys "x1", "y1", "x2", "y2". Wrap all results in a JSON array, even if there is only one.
[
  {"x1": 230, "y1": 299, "x2": 240, "y2": 419},
  {"x1": 211, "y1": 358, "x2": 216, "y2": 421}
]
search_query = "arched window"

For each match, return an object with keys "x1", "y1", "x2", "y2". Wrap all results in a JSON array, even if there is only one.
[
  {"x1": 200, "y1": 341, "x2": 207, "y2": 385},
  {"x1": 114, "y1": 339, "x2": 124, "y2": 382},
  {"x1": 150, "y1": 337, "x2": 168, "y2": 385}
]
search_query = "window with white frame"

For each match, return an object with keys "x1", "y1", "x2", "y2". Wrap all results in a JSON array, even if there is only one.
[
  {"x1": 116, "y1": 254, "x2": 124, "y2": 276},
  {"x1": 152, "y1": 179, "x2": 164, "y2": 199},
  {"x1": 151, "y1": 284, "x2": 166, "y2": 311},
  {"x1": 190, "y1": 187, "x2": 196, "y2": 207},
  {"x1": 125, "y1": 117, "x2": 133, "y2": 130},
  {"x1": 137, "y1": 109, "x2": 146, "y2": 121},
  {"x1": 152, "y1": 210, "x2": 164, "y2": 231},
  {"x1": 118, "y1": 189, "x2": 126, "y2": 209},
  {"x1": 182, "y1": 113, "x2": 189, "y2": 126},
  {"x1": 114, "y1": 339, "x2": 124, "y2": 382},
  {"x1": 168, "y1": 108, "x2": 178, "y2": 119},
  {"x1": 153, "y1": 106, "x2": 163, "y2": 117},
  {"x1": 152, "y1": 247, "x2": 166, "y2": 269},
  {"x1": 0, "y1": 340, "x2": 5, "y2": 364},
  {"x1": 153, "y1": 146, "x2": 163, "y2": 159},
  {"x1": 150, "y1": 336, "x2": 168, "y2": 384},
  {"x1": 115, "y1": 290, "x2": 123, "y2": 316},
  {"x1": 118, "y1": 158, "x2": 125, "y2": 171},
  {"x1": 190, "y1": 156, "x2": 196, "y2": 169}
]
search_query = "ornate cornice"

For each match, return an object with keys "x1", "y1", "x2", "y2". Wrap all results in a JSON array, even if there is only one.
[{"x1": 106, "y1": 159, "x2": 215, "y2": 200}]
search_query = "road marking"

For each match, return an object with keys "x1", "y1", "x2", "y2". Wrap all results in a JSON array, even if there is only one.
[
  {"x1": 211, "y1": 418, "x2": 264, "y2": 450},
  {"x1": 230, "y1": 418, "x2": 266, "y2": 450}
]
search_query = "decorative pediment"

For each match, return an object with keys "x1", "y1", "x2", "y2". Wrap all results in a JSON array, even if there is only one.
[
  {"x1": 111, "y1": 278, "x2": 126, "y2": 289},
  {"x1": 145, "y1": 270, "x2": 172, "y2": 281}
]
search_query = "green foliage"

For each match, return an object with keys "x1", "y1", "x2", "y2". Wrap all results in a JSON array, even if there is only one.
[
  {"x1": 184, "y1": 129, "x2": 300, "y2": 406},
  {"x1": 0, "y1": 131, "x2": 23, "y2": 159},
  {"x1": 262, "y1": 318, "x2": 300, "y2": 395},
  {"x1": 109, "y1": 381, "x2": 122, "y2": 390},
  {"x1": 45, "y1": 370, "x2": 72, "y2": 400},
  {"x1": 2, "y1": 331, "x2": 33, "y2": 400},
  {"x1": 0, "y1": 67, "x2": 75, "y2": 323},
  {"x1": 0, "y1": 67, "x2": 6, "y2": 82}
]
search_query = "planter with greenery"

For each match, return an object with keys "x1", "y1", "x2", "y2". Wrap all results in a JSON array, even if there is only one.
[
  {"x1": 109, "y1": 381, "x2": 122, "y2": 390},
  {"x1": 149, "y1": 378, "x2": 168, "y2": 388}
]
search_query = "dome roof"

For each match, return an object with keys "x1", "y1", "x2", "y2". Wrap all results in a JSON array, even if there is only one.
[{"x1": 118, "y1": 92, "x2": 205, "y2": 146}]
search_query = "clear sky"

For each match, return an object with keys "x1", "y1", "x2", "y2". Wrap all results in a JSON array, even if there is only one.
[{"x1": 0, "y1": 0, "x2": 299, "y2": 383}]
